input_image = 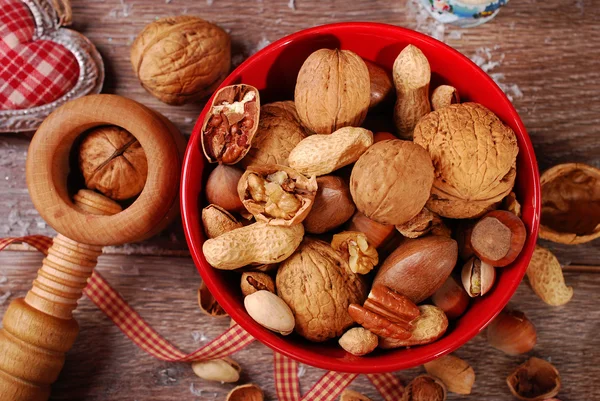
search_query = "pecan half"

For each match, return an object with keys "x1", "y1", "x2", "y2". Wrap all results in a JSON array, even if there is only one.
[
  {"x1": 201, "y1": 84, "x2": 260, "y2": 164},
  {"x1": 348, "y1": 284, "x2": 420, "y2": 340}
]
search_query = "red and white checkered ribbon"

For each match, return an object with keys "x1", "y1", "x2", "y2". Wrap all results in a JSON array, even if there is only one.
[
  {"x1": 0, "y1": 0, "x2": 79, "y2": 110},
  {"x1": 0, "y1": 236, "x2": 404, "y2": 400}
]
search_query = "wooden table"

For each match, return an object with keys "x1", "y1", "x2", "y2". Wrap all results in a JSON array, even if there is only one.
[{"x1": 1, "y1": 0, "x2": 599, "y2": 399}]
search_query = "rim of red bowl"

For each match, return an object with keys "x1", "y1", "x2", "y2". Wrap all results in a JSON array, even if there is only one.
[{"x1": 181, "y1": 22, "x2": 541, "y2": 373}]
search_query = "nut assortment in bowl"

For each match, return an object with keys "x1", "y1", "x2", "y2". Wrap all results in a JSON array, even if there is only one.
[{"x1": 181, "y1": 22, "x2": 540, "y2": 372}]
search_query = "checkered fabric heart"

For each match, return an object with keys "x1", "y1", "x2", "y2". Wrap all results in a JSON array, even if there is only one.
[
  {"x1": 0, "y1": 235, "x2": 405, "y2": 400},
  {"x1": 0, "y1": 0, "x2": 79, "y2": 110}
]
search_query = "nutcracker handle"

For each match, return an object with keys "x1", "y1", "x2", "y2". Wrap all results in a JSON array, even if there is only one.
[{"x1": 0, "y1": 191, "x2": 121, "y2": 401}]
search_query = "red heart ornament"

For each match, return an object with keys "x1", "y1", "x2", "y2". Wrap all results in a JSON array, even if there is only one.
[{"x1": 0, "y1": 0, "x2": 103, "y2": 132}]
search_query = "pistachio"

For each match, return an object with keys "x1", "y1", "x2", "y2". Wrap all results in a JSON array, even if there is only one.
[
  {"x1": 244, "y1": 290, "x2": 295, "y2": 335},
  {"x1": 461, "y1": 257, "x2": 496, "y2": 297},
  {"x1": 191, "y1": 357, "x2": 240, "y2": 383}
]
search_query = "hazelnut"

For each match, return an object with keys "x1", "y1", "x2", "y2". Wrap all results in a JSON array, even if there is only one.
[
  {"x1": 205, "y1": 164, "x2": 244, "y2": 212},
  {"x1": 347, "y1": 211, "x2": 395, "y2": 249},
  {"x1": 431, "y1": 276, "x2": 469, "y2": 319},
  {"x1": 304, "y1": 176, "x2": 355, "y2": 234},
  {"x1": 487, "y1": 309, "x2": 537, "y2": 355},
  {"x1": 413, "y1": 103, "x2": 519, "y2": 219},
  {"x1": 373, "y1": 131, "x2": 397, "y2": 143},
  {"x1": 295, "y1": 48, "x2": 370, "y2": 135},
  {"x1": 276, "y1": 239, "x2": 368, "y2": 342},
  {"x1": 130, "y1": 16, "x2": 230, "y2": 105},
  {"x1": 468, "y1": 210, "x2": 526, "y2": 267},
  {"x1": 364, "y1": 60, "x2": 393, "y2": 109},
  {"x1": 338, "y1": 327, "x2": 378, "y2": 356},
  {"x1": 350, "y1": 139, "x2": 434, "y2": 225},
  {"x1": 78, "y1": 126, "x2": 147, "y2": 201},
  {"x1": 240, "y1": 101, "x2": 309, "y2": 168},
  {"x1": 374, "y1": 236, "x2": 458, "y2": 304}
]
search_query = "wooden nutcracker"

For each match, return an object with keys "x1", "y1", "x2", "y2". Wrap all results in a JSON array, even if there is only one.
[{"x1": 0, "y1": 95, "x2": 185, "y2": 401}]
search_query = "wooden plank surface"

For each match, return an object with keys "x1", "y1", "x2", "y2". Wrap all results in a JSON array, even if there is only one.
[{"x1": 0, "y1": 0, "x2": 599, "y2": 400}]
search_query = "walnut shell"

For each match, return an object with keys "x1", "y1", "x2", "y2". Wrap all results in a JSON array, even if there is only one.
[
  {"x1": 539, "y1": 163, "x2": 600, "y2": 244},
  {"x1": 78, "y1": 126, "x2": 147, "y2": 200},
  {"x1": 295, "y1": 49, "x2": 370, "y2": 135},
  {"x1": 130, "y1": 16, "x2": 230, "y2": 105},
  {"x1": 350, "y1": 139, "x2": 434, "y2": 225},
  {"x1": 507, "y1": 357, "x2": 561, "y2": 401},
  {"x1": 240, "y1": 101, "x2": 309, "y2": 168},
  {"x1": 237, "y1": 165, "x2": 317, "y2": 226},
  {"x1": 201, "y1": 85, "x2": 260, "y2": 164},
  {"x1": 413, "y1": 103, "x2": 518, "y2": 219},
  {"x1": 276, "y1": 239, "x2": 368, "y2": 342}
]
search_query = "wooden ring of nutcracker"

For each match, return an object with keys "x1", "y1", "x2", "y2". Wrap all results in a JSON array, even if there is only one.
[{"x1": 26, "y1": 94, "x2": 184, "y2": 246}]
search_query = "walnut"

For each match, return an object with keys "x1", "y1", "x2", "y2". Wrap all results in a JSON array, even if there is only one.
[
  {"x1": 240, "y1": 101, "x2": 309, "y2": 168},
  {"x1": 539, "y1": 163, "x2": 600, "y2": 244},
  {"x1": 130, "y1": 16, "x2": 230, "y2": 105},
  {"x1": 237, "y1": 165, "x2": 317, "y2": 226},
  {"x1": 276, "y1": 239, "x2": 368, "y2": 342},
  {"x1": 413, "y1": 103, "x2": 518, "y2": 219},
  {"x1": 295, "y1": 49, "x2": 370, "y2": 135},
  {"x1": 350, "y1": 139, "x2": 434, "y2": 225},
  {"x1": 78, "y1": 126, "x2": 147, "y2": 200},
  {"x1": 331, "y1": 231, "x2": 378, "y2": 275}
]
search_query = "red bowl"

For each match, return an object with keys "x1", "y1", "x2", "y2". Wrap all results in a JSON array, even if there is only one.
[{"x1": 181, "y1": 22, "x2": 540, "y2": 373}]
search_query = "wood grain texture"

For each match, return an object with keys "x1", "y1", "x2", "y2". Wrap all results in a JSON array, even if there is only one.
[
  {"x1": 0, "y1": 0, "x2": 598, "y2": 263},
  {"x1": 0, "y1": 252, "x2": 597, "y2": 400},
  {"x1": 0, "y1": 0, "x2": 599, "y2": 399}
]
